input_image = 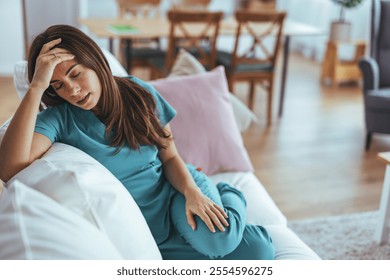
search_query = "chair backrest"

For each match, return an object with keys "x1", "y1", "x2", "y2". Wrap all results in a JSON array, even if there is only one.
[
  {"x1": 371, "y1": 0, "x2": 390, "y2": 87},
  {"x1": 171, "y1": 0, "x2": 211, "y2": 10},
  {"x1": 165, "y1": 10, "x2": 223, "y2": 70},
  {"x1": 243, "y1": 0, "x2": 276, "y2": 11},
  {"x1": 116, "y1": 0, "x2": 161, "y2": 18},
  {"x1": 230, "y1": 10, "x2": 286, "y2": 70}
]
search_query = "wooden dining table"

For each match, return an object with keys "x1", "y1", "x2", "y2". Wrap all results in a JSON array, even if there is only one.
[{"x1": 79, "y1": 16, "x2": 323, "y2": 118}]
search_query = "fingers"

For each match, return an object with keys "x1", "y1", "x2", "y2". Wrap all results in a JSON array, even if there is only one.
[
  {"x1": 42, "y1": 46, "x2": 73, "y2": 60},
  {"x1": 46, "y1": 52, "x2": 75, "y2": 62},
  {"x1": 203, "y1": 204, "x2": 229, "y2": 233},
  {"x1": 212, "y1": 204, "x2": 230, "y2": 227},
  {"x1": 38, "y1": 38, "x2": 73, "y2": 63},
  {"x1": 189, "y1": 200, "x2": 229, "y2": 233},
  {"x1": 39, "y1": 38, "x2": 62, "y2": 55},
  {"x1": 185, "y1": 189, "x2": 229, "y2": 233},
  {"x1": 186, "y1": 210, "x2": 197, "y2": 231},
  {"x1": 214, "y1": 203, "x2": 229, "y2": 220}
]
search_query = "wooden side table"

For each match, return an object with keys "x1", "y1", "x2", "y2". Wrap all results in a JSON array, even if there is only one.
[
  {"x1": 321, "y1": 40, "x2": 366, "y2": 86},
  {"x1": 376, "y1": 152, "x2": 390, "y2": 245}
]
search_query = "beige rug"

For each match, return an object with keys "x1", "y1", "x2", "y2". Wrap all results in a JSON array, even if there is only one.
[{"x1": 288, "y1": 211, "x2": 390, "y2": 260}]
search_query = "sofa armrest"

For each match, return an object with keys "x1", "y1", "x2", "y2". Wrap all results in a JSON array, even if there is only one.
[{"x1": 359, "y1": 57, "x2": 379, "y2": 93}]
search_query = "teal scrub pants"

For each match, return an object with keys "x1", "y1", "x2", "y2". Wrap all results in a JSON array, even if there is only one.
[{"x1": 159, "y1": 167, "x2": 275, "y2": 260}]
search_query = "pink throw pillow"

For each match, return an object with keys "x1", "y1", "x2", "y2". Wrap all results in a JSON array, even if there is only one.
[{"x1": 150, "y1": 66, "x2": 253, "y2": 175}]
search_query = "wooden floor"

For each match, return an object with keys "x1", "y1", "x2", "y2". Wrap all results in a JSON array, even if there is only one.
[
  {"x1": 0, "y1": 53, "x2": 389, "y2": 221},
  {"x1": 238, "y1": 54, "x2": 388, "y2": 221}
]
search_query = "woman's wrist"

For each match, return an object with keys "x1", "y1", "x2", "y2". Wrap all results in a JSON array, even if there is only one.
[
  {"x1": 183, "y1": 185, "x2": 201, "y2": 198},
  {"x1": 28, "y1": 83, "x2": 46, "y2": 95}
]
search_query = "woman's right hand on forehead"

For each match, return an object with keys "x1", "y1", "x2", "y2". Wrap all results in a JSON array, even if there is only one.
[{"x1": 29, "y1": 38, "x2": 75, "y2": 94}]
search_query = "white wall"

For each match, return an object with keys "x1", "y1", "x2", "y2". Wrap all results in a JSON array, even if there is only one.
[
  {"x1": 0, "y1": 0, "x2": 80, "y2": 76},
  {"x1": 278, "y1": 0, "x2": 371, "y2": 61},
  {"x1": 24, "y1": 0, "x2": 80, "y2": 46},
  {"x1": 0, "y1": 0, "x2": 24, "y2": 76}
]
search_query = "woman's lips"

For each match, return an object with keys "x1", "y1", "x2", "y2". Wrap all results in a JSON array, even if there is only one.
[{"x1": 77, "y1": 93, "x2": 90, "y2": 105}]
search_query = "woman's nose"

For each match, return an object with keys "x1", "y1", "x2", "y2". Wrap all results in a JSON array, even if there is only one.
[{"x1": 68, "y1": 84, "x2": 80, "y2": 96}]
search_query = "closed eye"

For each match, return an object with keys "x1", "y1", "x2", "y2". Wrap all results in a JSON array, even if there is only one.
[
  {"x1": 53, "y1": 72, "x2": 80, "y2": 91},
  {"x1": 71, "y1": 72, "x2": 81, "y2": 78},
  {"x1": 54, "y1": 82, "x2": 63, "y2": 91}
]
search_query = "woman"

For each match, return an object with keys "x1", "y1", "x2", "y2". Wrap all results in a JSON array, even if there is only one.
[{"x1": 0, "y1": 25, "x2": 274, "y2": 260}]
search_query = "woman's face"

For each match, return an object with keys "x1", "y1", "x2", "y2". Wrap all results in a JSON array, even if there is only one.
[{"x1": 50, "y1": 58, "x2": 102, "y2": 111}]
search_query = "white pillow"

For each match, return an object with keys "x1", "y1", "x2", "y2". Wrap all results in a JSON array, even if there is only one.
[
  {"x1": 6, "y1": 143, "x2": 162, "y2": 260},
  {"x1": 0, "y1": 180, "x2": 123, "y2": 259},
  {"x1": 13, "y1": 61, "x2": 29, "y2": 100},
  {"x1": 101, "y1": 48, "x2": 128, "y2": 77},
  {"x1": 0, "y1": 118, "x2": 10, "y2": 144},
  {"x1": 168, "y1": 48, "x2": 258, "y2": 132}
]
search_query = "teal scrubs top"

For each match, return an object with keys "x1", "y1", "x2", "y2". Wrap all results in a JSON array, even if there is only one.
[{"x1": 35, "y1": 76, "x2": 177, "y2": 244}]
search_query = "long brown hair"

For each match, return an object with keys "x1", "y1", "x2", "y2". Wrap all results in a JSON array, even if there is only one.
[{"x1": 27, "y1": 24, "x2": 171, "y2": 150}]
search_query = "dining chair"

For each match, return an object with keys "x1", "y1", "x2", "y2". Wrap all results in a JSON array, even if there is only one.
[
  {"x1": 216, "y1": 10, "x2": 286, "y2": 125},
  {"x1": 148, "y1": 10, "x2": 223, "y2": 79},
  {"x1": 116, "y1": 0, "x2": 165, "y2": 73},
  {"x1": 171, "y1": 0, "x2": 211, "y2": 10}
]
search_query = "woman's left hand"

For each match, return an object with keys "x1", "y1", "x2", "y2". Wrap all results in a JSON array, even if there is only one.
[{"x1": 184, "y1": 188, "x2": 229, "y2": 233}]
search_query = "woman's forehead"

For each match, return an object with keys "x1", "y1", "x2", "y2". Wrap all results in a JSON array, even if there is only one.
[{"x1": 51, "y1": 60, "x2": 79, "y2": 79}]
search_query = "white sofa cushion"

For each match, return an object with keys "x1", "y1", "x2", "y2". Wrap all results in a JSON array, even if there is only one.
[
  {"x1": 209, "y1": 172, "x2": 287, "y2": 226},
  {"x1": 0, "y1": 180, "x2": 123, "y2": 259},
  {"x1": 266, "y1": 225, "x2": 320, "y2": 260},
  {"x1": 6, "y1": 143, "x2": 162, "y2": 260}
]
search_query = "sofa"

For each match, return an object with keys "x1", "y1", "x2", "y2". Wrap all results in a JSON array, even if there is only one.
[{"x1": 0, "y1": 48, "x2": 320, "y2": 260}]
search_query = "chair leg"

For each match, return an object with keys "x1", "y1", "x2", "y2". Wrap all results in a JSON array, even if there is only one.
[
  {"x1": 248, "y1": 81, "x2": 255, "y2": 111},
  {"x1": 365, "y1": 132, "x2": 372, "y2": 151},
  {"x1": 149, "y1": 68, "x2": 156, "y2": 80},
  {"x1": 267, "y1": 80, "x2": 273, "y2": 126},
  {"x1": 227, "y1": 76, "x2": 234, "y2": 93},
  {"x1": 150, "y1": 67, "x2": 163, "y2": 80}
]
